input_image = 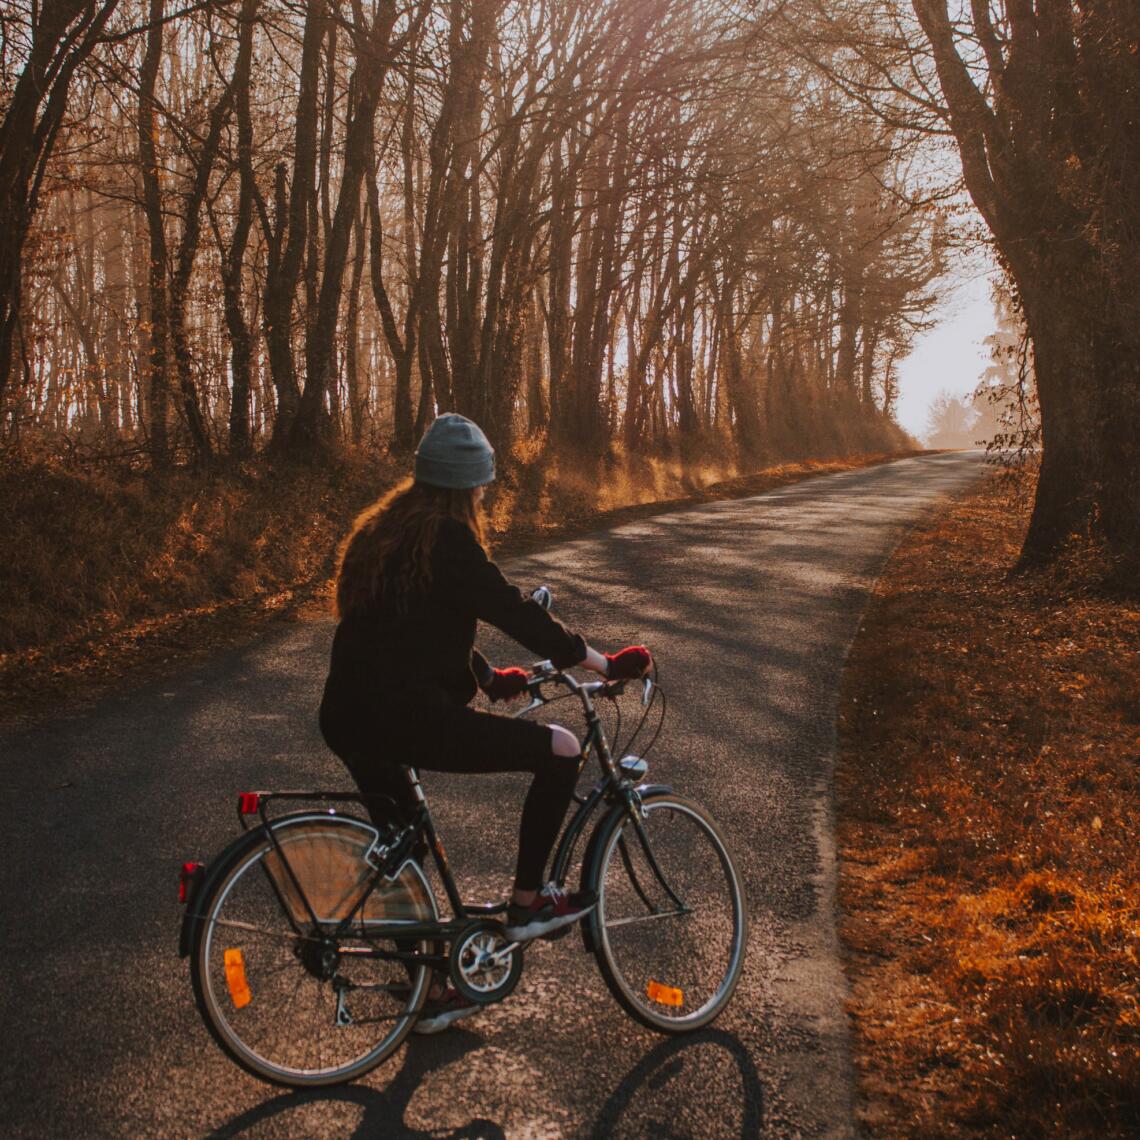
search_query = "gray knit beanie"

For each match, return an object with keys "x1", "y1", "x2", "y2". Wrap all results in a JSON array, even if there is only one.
[{"x1": 413, "y1": 413, "x2": 496, "y2": 489}]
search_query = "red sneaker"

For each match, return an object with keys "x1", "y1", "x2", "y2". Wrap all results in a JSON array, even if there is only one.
[{"x1": 504, "y1": 883, "x2": 596, "y2": 941}]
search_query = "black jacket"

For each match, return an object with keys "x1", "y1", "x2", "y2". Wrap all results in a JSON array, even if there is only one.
[{"x1": 320, "y1": 518, "x2": 585, "y2": 743}]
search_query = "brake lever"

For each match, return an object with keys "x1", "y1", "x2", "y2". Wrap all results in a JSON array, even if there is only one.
[
  {"x1": 641, "y1": 677, "x2": 654, "y2": 707},
  {"x1": 512, "y1": 689, "x2": 547, "y2": 719},
  {"x1": 511, "y1": 672, "x2": 552, "y2": 719}
]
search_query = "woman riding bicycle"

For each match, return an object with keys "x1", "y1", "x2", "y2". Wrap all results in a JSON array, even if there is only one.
[{"x1": 318, "y1": 413, "x2": 651, "y2": 1027}]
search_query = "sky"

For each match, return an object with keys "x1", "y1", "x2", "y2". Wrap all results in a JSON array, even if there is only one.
[{"x1": 894, "y1": 263, "x2": 1000, "y2": 442}]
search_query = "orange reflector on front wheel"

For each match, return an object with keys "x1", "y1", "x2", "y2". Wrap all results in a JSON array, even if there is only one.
[
  {"x1": 224, "y1": 948, "x2": 252, "y2": 1009},
  {"x1": 647, "y1": 979, "x2": 683, "y2": 1007}
]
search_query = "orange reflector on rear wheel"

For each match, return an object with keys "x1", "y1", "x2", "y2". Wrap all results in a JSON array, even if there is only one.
[
  {"x1": 224, "y1": 948, "x2": 252, "y2": 1009},
  {"x1": 647, "y1": 979, "x2": 683, "y2": 1007}
]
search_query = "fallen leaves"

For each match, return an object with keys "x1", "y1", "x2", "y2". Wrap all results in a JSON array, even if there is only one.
[{"x1": 838, "y1": 471, "x2": 1140, "y2": 1137}]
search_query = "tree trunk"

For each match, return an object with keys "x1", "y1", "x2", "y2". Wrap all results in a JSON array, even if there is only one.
[
  {"x1": 719, "y1": 280, "x2": 764, "y2": 460},
  {"x1": 546, "y1": 140, "x2": 573, "y2": 432},
  {"x1": 263, "y1": 0, "x2": 326, "y2": 449},
  {"x1": 0, "y1": 1, "x2": 121, "y2": 405},
  {"x1": 224, "y1": 0, "x2": 259, "y2": 457},
  {"x1": 525, "y1": 291, "x2": 547, "y2": 434},
  {"x1": 912, "y1": 0, "x2": 1140, "y2": 573},
  {"x1": 344, "y1": 194, "x2": 366, "y2": 445},
  {"x1": 169, "y1": 64, "x2": 236, "y2": 464},
  {"x1": 860, "y1": 324, "x2": 879, "y2": 407},
  {"x1": 289, "y1": 0, "x2": 399, "y2": 457},
  {"x1": 366, "y1": 67, "x2": 418, "y2": 450},
  {"x1": 834, "y1": 273, "x2": 861, "y2": 397},
  {"x1": 1016, "y1": 269, "x2": 1099, "y2": 563},
  {"x1": 138, "y1": 0, "x2": 170, "y2": 465}
]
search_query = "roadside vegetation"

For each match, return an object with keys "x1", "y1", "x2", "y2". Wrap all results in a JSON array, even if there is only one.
[
  {"x1": 4, "y1": 0, "x2": 937, "y2": 709},
  {"x1": 838, "y1": 471, "x2": 1139, "y2": 1136},
  {"x1": 0, "y1": 435, "x2": 913, "y2": 712}
]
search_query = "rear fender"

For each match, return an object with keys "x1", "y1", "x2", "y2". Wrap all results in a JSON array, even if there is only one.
[
  {"x1": 178, "y1": 826, "x2": 263, "y2": 958},
  {"x1": 178, "y1": 809, "x2": 377, "y2": 958}
]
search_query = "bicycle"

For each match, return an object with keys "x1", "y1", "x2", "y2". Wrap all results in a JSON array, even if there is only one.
[{"x1": 178, "y1": 597, "x2": 747, "y2": 1087}]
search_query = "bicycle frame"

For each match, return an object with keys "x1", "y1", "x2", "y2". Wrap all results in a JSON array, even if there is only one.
[{"x1": 208, "y1": 666, "x2": 671, "y2": 971}]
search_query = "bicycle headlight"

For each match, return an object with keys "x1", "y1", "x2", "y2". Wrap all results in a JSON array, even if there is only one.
[{"x1": 619, "y1": 755, "x2": 648, "y2": 781}]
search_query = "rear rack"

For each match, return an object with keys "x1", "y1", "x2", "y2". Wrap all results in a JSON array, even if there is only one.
[{"x1": 235, "y1": 789, "x2": 365, "y2": 831}]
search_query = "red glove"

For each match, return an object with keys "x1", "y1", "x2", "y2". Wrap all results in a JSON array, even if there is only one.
[
  {"x1": 484, "y1": 666, "x2": 531, "y2": 702},
  {"x1": 605, "y1": 646, "x2": 652, "y2": 680}
]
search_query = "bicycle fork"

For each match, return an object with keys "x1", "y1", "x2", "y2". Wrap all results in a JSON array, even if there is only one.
[{"x1": 619, "y1": 797, "x2": 690, "y2": 917}]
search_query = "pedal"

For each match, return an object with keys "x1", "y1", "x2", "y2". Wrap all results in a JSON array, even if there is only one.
[{"x1": 334, "y1": 981, "x2": 353, "y2": 1027}]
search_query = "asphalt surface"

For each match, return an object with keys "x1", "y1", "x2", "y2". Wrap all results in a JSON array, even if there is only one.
[{"x1": 0, "y1": 451, "x2": 984, "y2": 1138}]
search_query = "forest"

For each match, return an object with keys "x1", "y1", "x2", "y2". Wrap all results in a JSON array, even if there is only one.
[
  {"x1": 2, "y1": 4, "x2": 1136, "y2": 1133},
  {"x1": 4, "y1": 1, "x2": 1134, "y2": 576},
  {"x1": 1, "y1": 0, "x2": 954, "y2": 473}
]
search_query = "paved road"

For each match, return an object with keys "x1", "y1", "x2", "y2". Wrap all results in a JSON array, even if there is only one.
[{"x1": 0, "y1": 452, "x2": 983, "y2": 1138}]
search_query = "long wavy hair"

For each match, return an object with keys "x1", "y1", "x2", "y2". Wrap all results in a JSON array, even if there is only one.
[{"x1": 335, "y1": 479, "x2": 487, "y2": 619}]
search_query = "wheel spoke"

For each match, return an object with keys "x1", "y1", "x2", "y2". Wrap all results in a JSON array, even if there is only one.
[
  {"x1": 603, "y1": 909, "x2": 688, "y2": 928},
  {"x1": 205, "y1": 917, "x2": 305, "y2": 944}
]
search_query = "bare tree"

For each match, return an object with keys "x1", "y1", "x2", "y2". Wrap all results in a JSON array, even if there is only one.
[
  {"x1": 4, "y1": 0, "x2": 934, "y2": 472},
  {"x1": 0, "y1": 0, "x2": 124, "y2": 405}
]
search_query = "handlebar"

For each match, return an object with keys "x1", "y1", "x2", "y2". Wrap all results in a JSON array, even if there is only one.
[{"x1": 514, "y1": 661, "x2": 654, "y2": 719}]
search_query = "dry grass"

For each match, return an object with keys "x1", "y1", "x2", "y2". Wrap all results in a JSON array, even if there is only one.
[
  {"x1": 0, "y1": 453, "x2": 400, "y2": 706},
  {"x1": 838, "y1": 472, "x2": 1139, "y2": 1137},
  {"x1": 0, "y1": 440, "x2": 918, "y2": 718}
]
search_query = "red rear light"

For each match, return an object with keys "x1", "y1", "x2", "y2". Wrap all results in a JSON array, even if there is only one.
[
  {"x1": 238, "y1": 792, "x2": 261, "y2": 815},
  {"x1": 179, "y1": 861, "x2": 204, "y2": 904}
]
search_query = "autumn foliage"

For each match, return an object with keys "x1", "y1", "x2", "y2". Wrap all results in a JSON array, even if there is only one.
[{"x1": 838, "y1": 474, "x2": 1139, "y2": 1135}]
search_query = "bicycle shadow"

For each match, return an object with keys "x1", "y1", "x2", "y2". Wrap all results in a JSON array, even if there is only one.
[
  {"x1": 208, "y1": 1027, "x2": 762, "y2": 1138},
  {"x1": 206, "y1": 1028, "x2": 504, "y2": 1139},
  {"x1": 588, "y1": 1028, "x2": 765, "y2": 1139}
]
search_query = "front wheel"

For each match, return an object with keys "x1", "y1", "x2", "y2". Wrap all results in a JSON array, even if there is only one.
[{"x1": 586, "y1": 792, "x2": 747, "y2": 1033}]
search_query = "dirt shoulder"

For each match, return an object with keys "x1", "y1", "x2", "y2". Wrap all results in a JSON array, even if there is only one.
[
  {"x1": 837, "y1": 474, "x2": 1139, "y2": 1136},
  {"x1": 0, "y1": 449, "x2": 921, "y2": 726}
]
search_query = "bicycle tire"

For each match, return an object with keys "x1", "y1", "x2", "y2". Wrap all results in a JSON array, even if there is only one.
[
  {"x1": 188, "y1": 812, "x2": 436, "y2": 1087},
  {"x1": 585, "y1": 791, "x2": 747, "y2": 1033}
]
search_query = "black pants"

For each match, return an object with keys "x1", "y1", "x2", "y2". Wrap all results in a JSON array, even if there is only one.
[{"x1": 323, "y1": 700, "x2": 580, "y2": 892}]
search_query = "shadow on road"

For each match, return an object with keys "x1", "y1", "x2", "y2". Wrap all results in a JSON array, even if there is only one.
[
  {"x1": 588, "y1": 1028, "x2": 765, "y2": 1138},
  {"x1": 205, "y1": 1026, "x2": 763, "y2": 1139},
  {"x1": 205, "y1": 1028, "x2": 503, "y2": 1139}
]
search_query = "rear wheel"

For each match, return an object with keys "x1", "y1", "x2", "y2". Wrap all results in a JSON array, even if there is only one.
[
  {"x1": 189, "y1": 813, "x2": 436, "y2": 1087},
  {"x1": 588, "y1": 792, "x2": 746, "y2": 1032}
]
